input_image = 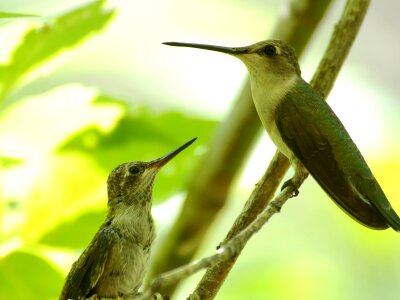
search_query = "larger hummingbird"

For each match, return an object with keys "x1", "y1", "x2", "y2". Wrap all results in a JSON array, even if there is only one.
[
  {"x1": 163, "y1": 40, "x2": 400, "y2": 231},
  {"x1": 60, "y1": 138, "x2": 196, "y2": 300}
]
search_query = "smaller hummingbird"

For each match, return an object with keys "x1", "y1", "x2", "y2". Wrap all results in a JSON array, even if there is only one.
[
  {"x1": 60, "y1": 138, "x2": 196, "y2": 300},
  {"x1": 163, "y1": 40, "x2": 400, "y2": 231}
]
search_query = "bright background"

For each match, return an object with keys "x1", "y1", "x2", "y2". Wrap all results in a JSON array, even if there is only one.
[{"x1": 0, "y1": 1, "x2": 400, "y2": 299}]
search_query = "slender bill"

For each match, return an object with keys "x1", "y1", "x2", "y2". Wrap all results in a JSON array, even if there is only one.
[
  {"x1": 163, "y1": 42, "x2": 248, "y2": 55},
  {"x1": 148, "y1": 137, "x2": 197, "y2": 169}
]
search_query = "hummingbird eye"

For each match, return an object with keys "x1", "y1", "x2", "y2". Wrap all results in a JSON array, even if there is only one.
[
  {"x1": 128, "y1": 166, "x2": 142, "y2": 175},
  {"x1": 263, "y1": 45, "x2": 276, "y2": 56}
]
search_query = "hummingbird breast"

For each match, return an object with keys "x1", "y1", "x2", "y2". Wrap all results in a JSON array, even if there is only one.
[
  {"x1": 94, "y1": 209, "x2": 155, "y2": 298},
  {"x1": 94, "y1": 238, "x2": 152, "y2": 297},
  {"x1": 249, "y1": 73, "x2": 299, "y2": 160}
]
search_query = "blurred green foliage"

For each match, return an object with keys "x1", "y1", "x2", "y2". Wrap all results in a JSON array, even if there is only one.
[
  {"x1": 0, "y1": 1, "x2": 217, "y2": 299},
  {"x1": 0, "y1": 0, "x2": 114, "y2": 100},
  {"x1": 1, "y1": 1, "x2": 399, "y2": 300},
  {"x1": 0, "y1": 250, "x2": 64, "y2": 300}
]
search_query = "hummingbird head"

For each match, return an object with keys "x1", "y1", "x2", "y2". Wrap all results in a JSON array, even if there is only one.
[
  {"x1": 106, "y1": 138, "x2": 196, "y2": 212},
  {"x1": 163, "y1": 39, "x2": 301, "y2": 83}
]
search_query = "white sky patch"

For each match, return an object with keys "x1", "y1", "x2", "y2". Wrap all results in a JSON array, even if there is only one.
[
  {"x1": 152, "y1": 194, "x2": 183, "y2": 233},
  {"x1": 328, "y1": 74, "x2": 388, "y2": 156},
  {"x1": 160, "y1": 47, "x2": 247, "y2": 118}
]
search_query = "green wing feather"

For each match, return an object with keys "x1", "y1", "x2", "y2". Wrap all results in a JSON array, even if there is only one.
[{"x1": 275, "y1": 79, "x2": 400, "y2": 230}]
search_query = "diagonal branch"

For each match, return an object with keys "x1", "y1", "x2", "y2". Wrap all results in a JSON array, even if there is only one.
[{"x1": 147, "y1": 0, "x2": 332, "y2": 295}]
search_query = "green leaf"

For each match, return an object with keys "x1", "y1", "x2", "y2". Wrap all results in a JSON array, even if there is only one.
[
  {"x1": 0, "y1": 12, "x2": 40, "y2": 27},
  {"x1": 40, "y1": 210, "x2": 105, "y2": 248},
  {"x1": 59, "y1": 106, "x2": 218, "y2": 201},
  {"x1": 0, "y1": 250, "x2": 63, "y2": 300},
  {"x1": 0, "y1": 0, "x2": 115, "y2": 100},
  {"x1": 0, "y1": 12, "x2": 39, "y2": 19},
  {"x1": 93, "y1": 93, "x2": 129, "y2": 107},
  {"x1": 0, "y1": 155, "x2": 23, "y2": 168}
]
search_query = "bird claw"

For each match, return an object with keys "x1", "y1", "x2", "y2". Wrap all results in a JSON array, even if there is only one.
[{"x1": 281, "y1": 179, "x2": 299, "y2": 197}]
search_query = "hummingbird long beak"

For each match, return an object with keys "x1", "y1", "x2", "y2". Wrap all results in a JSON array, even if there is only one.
[
  {"x1": 148, "y1": 137, "x2": 197, "y2": 169},
  {"x1": 163, "y1": 42, "x2": 248, "y2": 55}
]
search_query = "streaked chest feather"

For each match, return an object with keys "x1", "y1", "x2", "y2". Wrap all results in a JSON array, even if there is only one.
[{"x1": 95, "y1": 208, "x2": 155, "y2": 297}]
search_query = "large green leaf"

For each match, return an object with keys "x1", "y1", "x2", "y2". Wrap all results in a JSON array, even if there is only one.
[
  {"x1": 0, "y1": 250, "x2": 63, "y2": 300},
  {"x1": 0, "y1": 0, "x2": 115, "y2": 100},
  {"x1": 59, "y1": 105, "x2": 218, "y2": 202}
]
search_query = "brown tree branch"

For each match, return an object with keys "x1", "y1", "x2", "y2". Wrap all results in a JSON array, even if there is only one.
[
  {"x1": 147, "y1": 0, "x2": 332, "y2": 295},
  {"x1": 190, "y1": 0, "x2": 371, "y2": 298}
]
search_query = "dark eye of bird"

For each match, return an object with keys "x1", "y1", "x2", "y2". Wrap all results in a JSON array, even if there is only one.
[
  {"x1": 263, "y1": 45, "x2": 276, "y2": 56},
  {"x1": 128, "y1": 166, "x2": 141, "y2": 175}
]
